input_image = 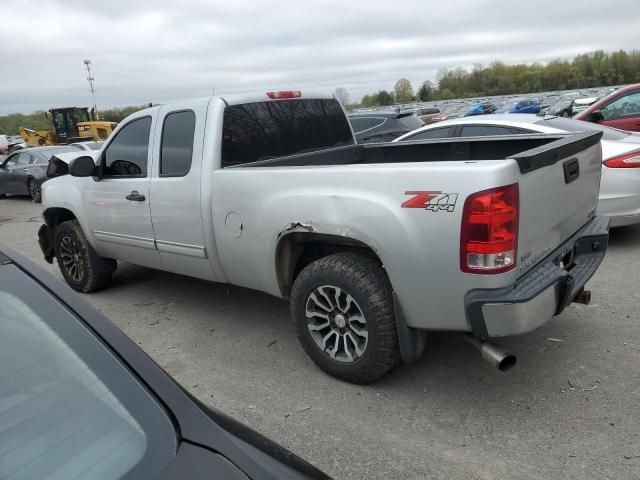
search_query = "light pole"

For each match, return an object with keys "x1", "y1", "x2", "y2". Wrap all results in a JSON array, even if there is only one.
[{"x1": 84, "y1": 59, "x2": 99, "y2": 120}]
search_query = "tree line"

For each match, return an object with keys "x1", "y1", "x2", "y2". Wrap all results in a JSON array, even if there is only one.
[
  {"x1": 357, "y1": 49, "x2": 640, "y2": 107},
  {"x1": 0, "y1": 105, "x2": 150, "y2": 135}
]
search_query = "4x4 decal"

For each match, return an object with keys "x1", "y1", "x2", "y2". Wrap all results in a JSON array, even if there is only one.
[{"x1": 402, "y1": 191, "x2": 459, "y2": 212}]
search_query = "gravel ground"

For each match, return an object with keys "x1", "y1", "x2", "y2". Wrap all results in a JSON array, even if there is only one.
[{"x1": 1, "y1": 196, "x2": 639, "y2": 480}]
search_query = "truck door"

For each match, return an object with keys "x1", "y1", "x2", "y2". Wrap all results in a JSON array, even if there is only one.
[
  {"x1": 148, "y1": 100, "x2": 216, "y2": 281},
  {"x1": 84, "y1": 115, "x2": 160, "y2": 268}
]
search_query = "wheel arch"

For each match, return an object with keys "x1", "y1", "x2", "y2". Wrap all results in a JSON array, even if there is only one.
[
  {"x1": 43, "y1": 206, "x2": 78, "y2": 229},
  {"x1": 275, "y1": 231, "x2": 384, "y2": 300}
]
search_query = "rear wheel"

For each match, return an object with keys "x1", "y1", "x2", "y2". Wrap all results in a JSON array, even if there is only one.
[
  {"x1": 54, "y1": 220, "x2": 117, "y2": 292},
  {"x1": 28, "y1": 179, "x2": 41, "y2": 203},
  {"x1": 291, "y1": 252, "x2": 400, "y2": 384},
  {"x1": 561, "y1": 110, "x2": 570, "y2": 117}
]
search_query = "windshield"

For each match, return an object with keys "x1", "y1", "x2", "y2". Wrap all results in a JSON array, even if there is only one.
[
  {"x1": 0, "y1": 265, "x2": 176, "y2": 480},
  {"x1": 536, "y1": 117, "x2": 631, "y2": 141},
  {"x1": 71, "y1": 109, "x2": 91, "y2": 123}
]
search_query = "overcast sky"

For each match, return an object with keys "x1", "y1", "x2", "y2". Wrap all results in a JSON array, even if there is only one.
[{"x1": 1, "y1": 0, "x2": 639, "y2": 114}]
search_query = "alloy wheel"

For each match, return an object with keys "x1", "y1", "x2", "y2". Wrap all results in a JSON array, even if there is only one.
[
  {"x1": 305, "y1": 285, "x2": 369, "y2": 363},
  {"x1": 59, "y1": 236, "x2": 84, "y2": 282}
]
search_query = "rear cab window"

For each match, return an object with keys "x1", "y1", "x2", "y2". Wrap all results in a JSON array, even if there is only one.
[
  {"x1": 221, "y1": 99, "x2": 354, "y2": 167},
  {"x1": 0, "y1": 265, "x2": 176, "y2": 480}
]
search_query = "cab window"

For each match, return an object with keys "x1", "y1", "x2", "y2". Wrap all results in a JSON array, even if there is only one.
[
  {"x1": 102, "y1": 117, "x2": 151, "y2": 177},
  {"x1": 160, "y1": 111, "x2": 196, "y2": 177}
]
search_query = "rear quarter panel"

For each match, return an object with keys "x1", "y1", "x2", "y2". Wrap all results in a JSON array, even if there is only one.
[{"x1": 210, "y1": 161, "x2": 522, "y2": 331}]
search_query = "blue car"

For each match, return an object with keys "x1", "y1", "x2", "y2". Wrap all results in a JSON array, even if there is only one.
[{"x1": 495, "y1": 98, "x2": 541, "y2": 114}]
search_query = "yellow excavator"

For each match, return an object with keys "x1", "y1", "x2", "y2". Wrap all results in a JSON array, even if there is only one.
[{"x1": 19, "y1": 107, "x2": 117, "y2": 146}]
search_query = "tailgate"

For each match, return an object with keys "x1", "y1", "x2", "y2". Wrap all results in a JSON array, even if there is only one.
[{"x1": 512, "y1": 131, "x2": 603, "y2": 275}]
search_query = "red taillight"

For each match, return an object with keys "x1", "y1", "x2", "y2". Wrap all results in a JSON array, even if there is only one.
[
  {"x1": 266, "y1": 90, "x2": 301, "y2": 99},
  {"x1": 603, "y1": 151, "x2": 640, "y2": 168},
  {"x1": 460, "y1": 183, "x2": 519, "y2": 274}
]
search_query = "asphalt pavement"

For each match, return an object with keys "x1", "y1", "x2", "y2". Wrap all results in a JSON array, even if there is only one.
[{"x1": 1, "y1": 196, "x2": 639, "y2": 480}]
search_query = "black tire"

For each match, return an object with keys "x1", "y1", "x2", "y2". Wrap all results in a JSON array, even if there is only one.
[
  {"x1": 53, "y1": 220, "x2": 117, "y2": 292},
  {"x1": 561, "y1": 110, "x2": 570, "y2": 117},
  {"x1": 28, "y1": 179, "x2": 41, "y2": 203},
  {"x1": 291, "y1": 252, "x2": 400, "y2": 384}
]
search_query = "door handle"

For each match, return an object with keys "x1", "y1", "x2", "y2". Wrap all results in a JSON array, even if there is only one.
[
  {"x1": 23, "y1": 168, "x2": 29, "y2": 171},
  {"x1": 126, "y1": 191, "x2": 145, "y2": 202}
]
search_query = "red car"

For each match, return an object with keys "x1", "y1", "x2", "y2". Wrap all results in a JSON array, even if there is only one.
[{"x1": 575, "y1": 83, "x2": 640, "y2": 131}]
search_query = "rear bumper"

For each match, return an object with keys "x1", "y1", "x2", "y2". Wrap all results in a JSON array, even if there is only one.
[{"x1": 465, "y1": 215, "x2": 610, "y2": 338}]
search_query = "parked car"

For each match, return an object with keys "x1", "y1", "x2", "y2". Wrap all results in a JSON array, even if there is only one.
[
  {"x1": 494, "y1": 98, "x2": 541, "y2": 114},
  {"x1": 414, "y1": 106, "x2": 441, "y2": 124},
  {"x1": 453, "y1": 102, "x2": 497, "y2": 117},
  {"x1": 0, "y1": 145, "x2": 79, "y2": 202},
  {"x1": 575, "y1": 83, "x2": 640, "y2": 132},
  {"x1": 430, "y1": 102, "x2": 469, "y2": 122},
  {"x1": 571, "y1": 97, "x2": 600, "y2": 116},
  {"x1": 539, "y1": 95, "x2": 561, "y2": 113},
  {"x1": 395, "y1": 114, "x2": 640, "y2": 227},
  {"x1": 0, "y1": 245, "x2": 330, "y2": 480},
  {"x1": 543, "y1": 97, "x2": 600, "y2": 117},
  {"x1": 38, "y1": 91, "x2": 609, "y2": 383},
  {"x1": 348, "y1": 110, "x2": 424, "y2": 143},
  {"x1": 70, "y1": 140, "x2": 105, "y2": 151},
  {"x1": 0, "y1": 135, "x2": 8, "y2": 154},
  {"x1": 544, "y1": 98, "x2": 574, "y2": 117},
  {"x1": 0, "y1": 134, "x2": 24, "y2": 154}
]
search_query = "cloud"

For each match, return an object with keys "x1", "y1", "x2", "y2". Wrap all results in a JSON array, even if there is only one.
[{"x1": 1, "y1": 0, "x2": 638, "y2": 113}]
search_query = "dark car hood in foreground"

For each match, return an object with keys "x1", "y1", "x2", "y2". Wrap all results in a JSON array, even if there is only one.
[{"x1": 0, "y1": 246, "x2": 330, "y2": 480}]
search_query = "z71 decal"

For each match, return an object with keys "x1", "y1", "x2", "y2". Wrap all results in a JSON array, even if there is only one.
[{"x1": 402, "y1": 191, "x2": 459, "y2": 212}]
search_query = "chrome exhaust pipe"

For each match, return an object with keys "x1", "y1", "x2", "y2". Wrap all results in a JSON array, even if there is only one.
[{"x1": 463, "y1": 335, "x2": 517, "y2": 371}]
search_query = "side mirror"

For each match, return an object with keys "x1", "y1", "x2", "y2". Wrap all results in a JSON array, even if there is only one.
[
  {"x1": 69, "y1": 155, "x2": 97, "y2": 177},
  {"x1": 590, "y1": 110, "x2": 604, "y2": 122}
]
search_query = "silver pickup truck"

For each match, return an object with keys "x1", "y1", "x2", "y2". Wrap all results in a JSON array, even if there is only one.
[{"x1": 38, "y1": 91, "x2": 609, "y2": 383}]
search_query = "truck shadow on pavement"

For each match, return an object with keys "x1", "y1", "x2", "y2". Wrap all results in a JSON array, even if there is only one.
[
  {"x1": 607, "y1": 222, "x2": 640, "y2": 248},
  {"x1": 103, "y1": 256, "x2": 621, "y2": 402}
]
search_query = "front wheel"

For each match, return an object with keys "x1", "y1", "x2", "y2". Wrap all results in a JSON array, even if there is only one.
[
  {"x1": 291, "y1": 252, "x2": 400, "y2": 384},
  {"x1": 53, "y1": 220, "x2": 117, "y2": 292}
]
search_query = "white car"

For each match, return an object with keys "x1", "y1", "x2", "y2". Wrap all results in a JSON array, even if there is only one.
[{"x1": 395, "y1": 115, "x2": 640, "y2": 227}]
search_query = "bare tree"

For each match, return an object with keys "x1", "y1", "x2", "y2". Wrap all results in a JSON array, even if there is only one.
[
  {"x1": 333, "y1": 87, "x2": 350, "y2": 105},
  {"x1": 394, "y1": 78, "x2": 414, "y2": 104}
]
